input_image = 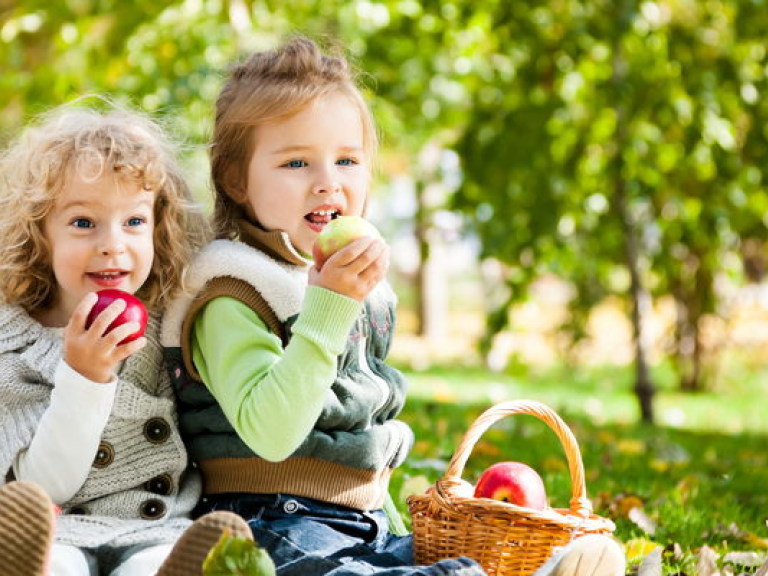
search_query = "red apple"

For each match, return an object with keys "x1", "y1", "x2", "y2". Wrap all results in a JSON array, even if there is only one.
[
  {"x1": 312, "y1": 216, "x2": 381, "y2": 269},
  {"x1": 85, "y1": 289, "x2": 148, "y2": 344},
  {"x1": 473, "y1": 461, "x2": 548, "y2": 509}
]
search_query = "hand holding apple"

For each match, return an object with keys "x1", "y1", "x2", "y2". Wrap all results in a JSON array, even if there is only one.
[
  {"x1": 312, "y1": 216, "x2": 382, "y2": 270},
  {"x1": 473, "y1": 461, "x2": 548, "y2": 509},
  {"x1": 85, "y1": 289, "x2": 148, "y2": 344}
]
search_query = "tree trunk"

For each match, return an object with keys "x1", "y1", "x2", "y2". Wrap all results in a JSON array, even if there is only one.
[
  {"x1": 413, "y1": 178, "x2": 446, "y2": 340},
  {"x1": 673, "y1": 256, "x2": 709, "y2": 392},
  {"x1": 612, "y1": 0, "x2": 656, "y2": 423},
  {"x1": 615, "y1": 181, "x2": 656, "y2": 422}
]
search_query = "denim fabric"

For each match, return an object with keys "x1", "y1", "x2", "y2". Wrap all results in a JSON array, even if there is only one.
[{"x1": 195, "y1": 493, "x2": 486, "y2": 575}]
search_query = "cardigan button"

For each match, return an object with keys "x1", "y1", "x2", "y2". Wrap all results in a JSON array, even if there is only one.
[
  {"x1": 143, "y1": 418, "x2": 171, "y2": 444},
  {"x1": 145, "y1": 474, "x2": 173, "y2": 496},
  {"x1": 140, "y1": 499, "x2": 167, "y2": 520},
  {"x1": 93, "y1": 442, "x2": 115, "y2": 468}
]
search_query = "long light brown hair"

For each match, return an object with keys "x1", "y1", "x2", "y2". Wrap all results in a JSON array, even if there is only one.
[{"x1": 210, "y1": 36, "x2": 378, "y2": 238}]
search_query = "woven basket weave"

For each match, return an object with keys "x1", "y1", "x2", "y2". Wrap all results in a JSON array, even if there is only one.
[{"x1": 407, "y1": 400, "x2": 615, "y2": 576}]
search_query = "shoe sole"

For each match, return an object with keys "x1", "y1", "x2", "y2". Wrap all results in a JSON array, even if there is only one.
[
  {"x1": 546, "y1": 534, "x2": 627, "y2": 576},
  {"x1": 0, "y1": 482, "x2": 55, "y2": 576},
  {"x1": 157, "y1": 510, "x2": 253, "y2": 576}
]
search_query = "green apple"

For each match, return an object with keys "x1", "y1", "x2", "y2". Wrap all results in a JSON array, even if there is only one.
[
  {"x1": 312, "y1": 216, "x2": 381, "y2": 269},
  {"x1": 203, "y1": 532, "x2": 275, "y2": 576}
]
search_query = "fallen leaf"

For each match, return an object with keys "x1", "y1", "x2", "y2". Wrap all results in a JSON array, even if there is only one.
[
  {"x1": 637, "y1": 547, "x2": 662, "y2": 576},
  {"x1": 697, "y1": 545, "x2": 720, "y2": 576},
  {"x1": 754, "y1": 554, "x2": 768, "y2": 576},
  {"x1": 722, "y1": 551, "x2": 765, "y2": 568},
  {"x1": 625, "y1": 538, "x2": 662, "y2": 562},
  {"x1": 675, "y1": 475, "x2": 701, "y2": 503},
  {"x1": 628, "y1": 506, "x2": 657, "y2": 536},
  {"x1": 612, "y1": 494, "x2": 645, "y2": 517},
  {"x1": 540, "y1": 456, "x2": 567, "y2": 473},
  {"x1": 617, "y1": 439, "x2": 646, "y2": 455},
  {"x1": 472, "y1": 440, "x2": 501, "y2": 458},
  {"x1": 744, "y1": 532, "x2": 768, "y2": 550}
]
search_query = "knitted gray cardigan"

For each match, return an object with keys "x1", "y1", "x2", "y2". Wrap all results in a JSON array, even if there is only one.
[{"x1": 0, "y1": 304, "x2": 200, "y2": 548}]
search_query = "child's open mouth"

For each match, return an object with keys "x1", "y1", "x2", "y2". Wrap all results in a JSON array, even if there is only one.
[{"x1": 305, "y1": 208, "x2": 340, "y2": 232}]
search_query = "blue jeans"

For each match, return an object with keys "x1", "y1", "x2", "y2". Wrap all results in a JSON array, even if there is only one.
[{"x1": 195, "y1": 493, "x2": 486, "y2": 575}]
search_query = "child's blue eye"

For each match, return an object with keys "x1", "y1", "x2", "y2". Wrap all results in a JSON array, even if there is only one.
[
  {"x1": 126, "y1": 217, "x2": 146, "y2": 227},
  {"x1": 72, "y1": 218, "x2": 94, "y2": 229},
  {"x1": 285, "y1": 160, "x2": 307, "y2": 168},
  {"x1": 337, "y1": 158, "x2": 355, "y2": 166}
]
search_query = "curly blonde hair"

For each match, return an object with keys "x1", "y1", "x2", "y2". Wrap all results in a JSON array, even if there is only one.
[
  {"x1": 211, "y1": 36, "x2": 378, "y2": 238},
  {"x1": 0, "y1": 102, "x2": 208, "y2": 313}
]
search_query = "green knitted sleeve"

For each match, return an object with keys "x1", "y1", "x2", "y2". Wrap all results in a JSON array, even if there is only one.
[{"x1": 191, "y1": 286, "x2": 361, "y2": 461}]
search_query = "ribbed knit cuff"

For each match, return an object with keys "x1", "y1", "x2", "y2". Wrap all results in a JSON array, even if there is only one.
[{"x1": 292, "y1": 286, "x2": 362, "y2": 355}]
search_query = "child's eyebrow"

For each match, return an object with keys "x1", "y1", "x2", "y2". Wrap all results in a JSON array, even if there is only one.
[
  {"x1": 57, "y1": 200, "x2": 92, "y2": 211},
  {"x1": 269, "y1": 144, "x2": 364, "y2": 155},
  {"x1": 57, "y1": 197, "x2": 155, "y2": 212}
]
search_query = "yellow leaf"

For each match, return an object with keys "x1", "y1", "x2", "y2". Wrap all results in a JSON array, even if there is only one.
[
  {"x1": 614, "y1": 494, "x2": 645, "y2": 517},
  {"x1": 412, "y1": 440, "x2": 431, "y2": 456},
  {"x1": 472, "y1": 441, "x2": 501, "y2": 458},
  {"x1": 624, "y1": 538, "x2": 662, "y2": 561},
  {"x1": 616, "y1": 439, "x2": 646, "y2": 455},
  {"x1": 744, "y1": 532, "x2": 768, "y2": 550},
  {"x1": 540, "y1": 456, "x2": 567, "y2": 473},
  {"x1": 597, "y1": 430, "x2": 617, "y2": 444},
  {"x1": 433, "y1": 384, "x2": 457, "y2": 403},
  {"x1": 675, "y1": 475, "x2": 701, "y2": 503}
]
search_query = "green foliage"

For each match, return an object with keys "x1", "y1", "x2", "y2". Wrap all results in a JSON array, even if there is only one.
[
  {"x1": 4, "y1": 0, "x2": 768, "y2": 393},
  {"x1": 448, "y1": 0, "x2": 768, "y2": 390}
]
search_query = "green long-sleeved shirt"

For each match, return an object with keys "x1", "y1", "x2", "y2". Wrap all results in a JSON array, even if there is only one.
[{"x1": 191, "y1": 285, "x2": 361, "y2": 462}]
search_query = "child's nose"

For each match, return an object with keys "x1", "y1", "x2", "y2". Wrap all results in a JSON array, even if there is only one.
[
  {"x1": 98, "y1": 230, "x2": 126, "y2": 256},
  {"x1": 312, "y1": 166, "x2": 341, "y2": 195}
]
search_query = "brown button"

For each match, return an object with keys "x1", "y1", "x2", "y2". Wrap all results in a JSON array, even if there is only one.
[
  {"x1": 145, "y1": 474, "x2": 173, "y2": 496},
  {"x1": 93, "y1": 442, "x2": 115, "y2": 468},
  {"x1": 143, "y1": 418, "x2": 171, "y2": 444},
  {"x1": 139, "y1": 499, "x2": 167, "y2": 519}
]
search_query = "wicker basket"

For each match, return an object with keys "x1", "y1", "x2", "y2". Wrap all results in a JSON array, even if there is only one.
[{"x1": 407, "y1": 400, "x2": 615, "y2": 576}]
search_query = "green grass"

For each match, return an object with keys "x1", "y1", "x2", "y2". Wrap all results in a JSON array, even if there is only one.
[{"x1": 389, "y1": 360, "x2": 768, "y2": 574}]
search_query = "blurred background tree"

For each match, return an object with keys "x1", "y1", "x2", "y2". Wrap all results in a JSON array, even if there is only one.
[{"x1": 3, "y1": 0, "x2": 768, "y2": 424}]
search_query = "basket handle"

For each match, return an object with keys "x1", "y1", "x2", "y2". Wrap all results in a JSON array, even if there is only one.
[{"x1": 443, "y1": 400, "x2": 594, "y2": 518}]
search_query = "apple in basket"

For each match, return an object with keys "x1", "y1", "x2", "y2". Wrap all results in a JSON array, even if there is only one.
[
  {"x1": 473, "y1": 461, "x2": 548, "y2": 509},
  {"x1": 312, "y1": 216, "x2": 382, "y2": 270},
  {"x1": 85, "y1": 289, "x2": 148, "y2": 344}
]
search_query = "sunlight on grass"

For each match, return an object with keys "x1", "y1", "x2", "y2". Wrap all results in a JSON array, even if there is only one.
[{"x1": 391, "y1": 358, "x2": 768, "y2": 573}]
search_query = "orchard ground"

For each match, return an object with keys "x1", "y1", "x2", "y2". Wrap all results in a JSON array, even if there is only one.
[{"x1": 388, "y1": 279, "x2": 768, "y2": 574}]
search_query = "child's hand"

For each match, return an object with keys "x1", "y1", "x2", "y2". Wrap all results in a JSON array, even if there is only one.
[
  {"x1": 309, "y1": 236, "x2": 389, "y2": 302},
  {"x1": 62, "y1": 292, "x2": 147, "y2": 383}
]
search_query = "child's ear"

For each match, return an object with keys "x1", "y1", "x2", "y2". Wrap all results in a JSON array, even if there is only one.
[{"x1": 222, "y1": 167, "x2": 247, "y2": 205}]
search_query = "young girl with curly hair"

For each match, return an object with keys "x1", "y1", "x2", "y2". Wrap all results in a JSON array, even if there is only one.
[{"x1": 0, "y1": 101, "x2": 251, "y2": 576}]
